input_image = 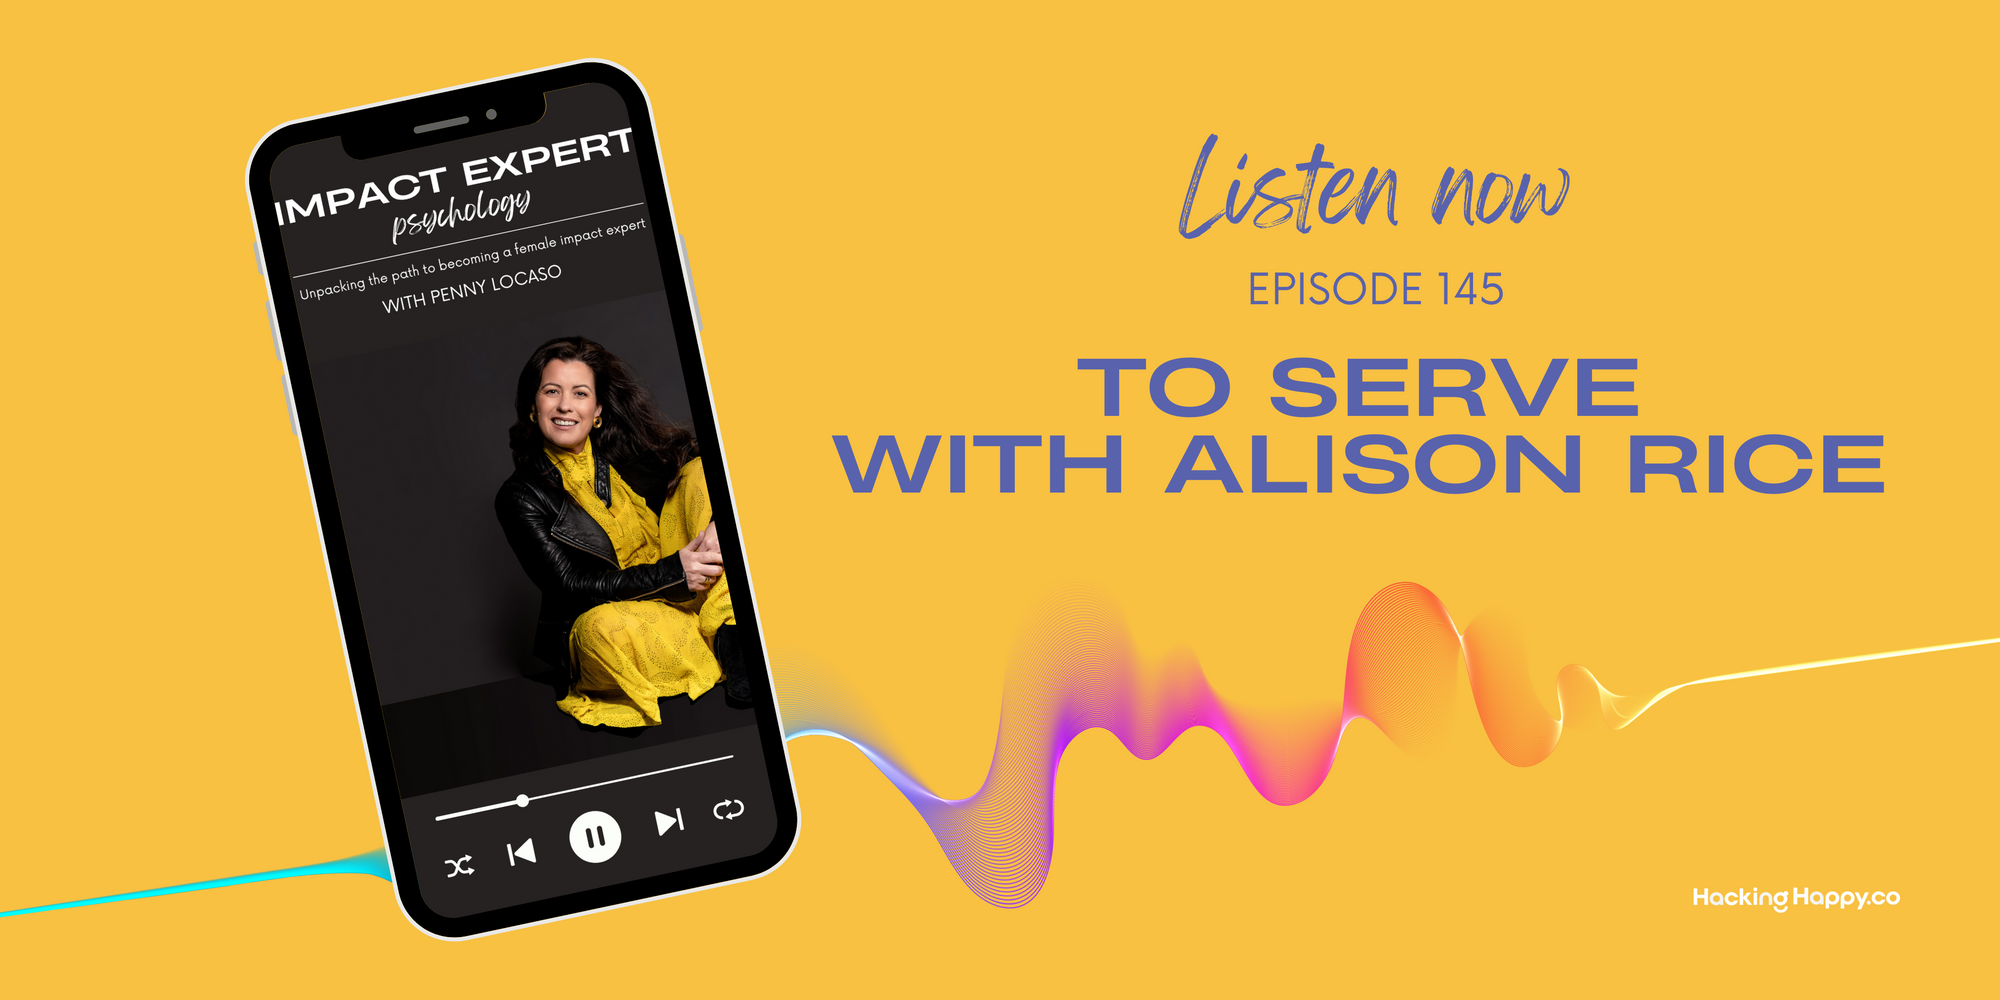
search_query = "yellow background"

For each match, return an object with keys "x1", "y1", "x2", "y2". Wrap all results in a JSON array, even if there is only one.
[{"x1": 2, "y1": 2, "x2": 1993, "y2": 994}]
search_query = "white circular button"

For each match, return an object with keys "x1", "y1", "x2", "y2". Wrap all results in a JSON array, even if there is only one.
[{"x1": 568, "y1": 810, "x2": 622, "y2": 863}]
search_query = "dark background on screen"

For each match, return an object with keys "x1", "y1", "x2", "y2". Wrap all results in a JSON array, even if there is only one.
[{"x1": 312, "y1": 290, "x2": 692, "y2": 704}]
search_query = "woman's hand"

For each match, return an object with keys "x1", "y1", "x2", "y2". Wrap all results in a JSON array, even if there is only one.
[{"x1": 679, "y1": 524, "x2": 724, "y2": 591}]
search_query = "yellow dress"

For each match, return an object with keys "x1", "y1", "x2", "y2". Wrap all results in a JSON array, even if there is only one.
[{"x1": 543, "y1": 440, "x2": 735, "y2": 727}]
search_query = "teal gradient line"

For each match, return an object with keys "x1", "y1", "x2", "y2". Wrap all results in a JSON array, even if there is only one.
[
  {"x1": 0, "y1": 850, "x2": 390, "y2": 920},
  {"x1": 13, "y1": 630, "x2": 1990, "y2": 919},
  {"x1": 2, "y1": 725, "x2": 823, "y2": 920},
  {"x1": 0, "y1": 730, "x2": 821, "y2": 919}
]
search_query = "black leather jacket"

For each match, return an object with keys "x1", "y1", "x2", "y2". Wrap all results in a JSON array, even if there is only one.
[{"x1": 494, "y1": 448, "x2": 692, "y2": 670}]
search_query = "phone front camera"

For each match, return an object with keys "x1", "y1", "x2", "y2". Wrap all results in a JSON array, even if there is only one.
[{"x1": 485, "y1": 109, "x2": 497, "y2": 120}]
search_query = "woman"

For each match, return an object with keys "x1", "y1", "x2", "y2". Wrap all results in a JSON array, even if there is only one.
[{"x1": 493, "y1": 335, "x2": 749, "y2": 727}]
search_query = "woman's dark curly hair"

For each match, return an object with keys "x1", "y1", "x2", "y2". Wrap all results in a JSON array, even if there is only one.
[{"x1": 509, "y1": 336, "x2": 698, "y2": 491}]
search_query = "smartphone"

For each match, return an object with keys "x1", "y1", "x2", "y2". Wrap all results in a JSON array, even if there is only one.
[{"x1": 245, "y1": 60, "x2": 798, "y2": 938}]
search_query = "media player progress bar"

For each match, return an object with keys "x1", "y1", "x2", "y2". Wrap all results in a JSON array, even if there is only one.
[{"x1": 433, "y1": 755, "x2": 735, "y2": 822}]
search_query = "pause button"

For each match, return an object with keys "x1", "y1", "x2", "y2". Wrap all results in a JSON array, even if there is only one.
[{"x1": 568, "y1": 810, "x2": 623, "y2": 863}]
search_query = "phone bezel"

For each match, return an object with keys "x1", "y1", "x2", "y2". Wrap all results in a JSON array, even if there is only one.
[{"x1": 245, "y1": 59, "x2": 800, "y2": 940}]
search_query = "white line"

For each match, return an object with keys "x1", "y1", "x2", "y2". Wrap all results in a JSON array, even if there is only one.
[
  {"x1": 433, "y1": 800, "x2": 522, "y2": 821},
  {"x1": 1620, "y1": 636, "x2": 1999, "y2": 724},
  {"x1": 432, "y1": 754, "x2": 735, "y2": 822},
  {"x1": 291, "y1": 202, "x2": 647, "y2": 279},
  {"x1": 526, "y1": 755, "x2": 736, "y2": 803}
]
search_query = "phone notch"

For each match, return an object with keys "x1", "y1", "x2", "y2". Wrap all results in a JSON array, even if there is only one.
[{"x1": 341, "y1": 84, "x2": 547, "y2": 160}]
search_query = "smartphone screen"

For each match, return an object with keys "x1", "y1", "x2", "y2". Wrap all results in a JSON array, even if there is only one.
[{"x1": 246, "y1": 62, "x2": 797, "y2": 938}]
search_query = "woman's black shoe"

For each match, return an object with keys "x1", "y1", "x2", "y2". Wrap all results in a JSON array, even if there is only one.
[{"x1": 716, "y1": 624, "x2": 756, "y2": 705}]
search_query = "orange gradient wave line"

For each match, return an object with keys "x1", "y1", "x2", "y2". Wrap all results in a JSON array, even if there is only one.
[{"x1": 782, "y1": 582, "x2": 1996, "y2": 906}]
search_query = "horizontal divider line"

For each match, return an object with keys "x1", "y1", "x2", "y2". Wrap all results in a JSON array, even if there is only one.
[
  {"x1": 432, "y1": 755, "x2": 735, "y2": 822},
  {"x1": 291, "y1": 202, "x2": 647, "y2": 279}
]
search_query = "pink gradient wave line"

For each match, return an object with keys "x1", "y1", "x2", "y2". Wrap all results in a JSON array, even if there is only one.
[{"x1": 779, "y1": 582, "x2": 1995, "y2": 907}]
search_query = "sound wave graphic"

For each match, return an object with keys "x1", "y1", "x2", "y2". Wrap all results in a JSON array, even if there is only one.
[
  {"x1": 3, "y1": 582, "x2": 1989, "y2": 920},
  {"x1": 784, "y1": 582, "x2": 1995, "y2": 907},
  {"x1": 0, "y1": 851, "x2": 390, "y2": 920}
]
